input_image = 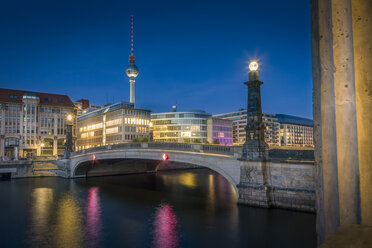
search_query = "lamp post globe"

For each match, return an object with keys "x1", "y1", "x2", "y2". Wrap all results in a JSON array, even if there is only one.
[{"x1": 249, "y1": 61, "x2": 259, "y2": 71}]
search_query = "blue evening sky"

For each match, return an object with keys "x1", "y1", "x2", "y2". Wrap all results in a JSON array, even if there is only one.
[{"x1": 0, "y1": 0, "x2": 312, "y2": 118}]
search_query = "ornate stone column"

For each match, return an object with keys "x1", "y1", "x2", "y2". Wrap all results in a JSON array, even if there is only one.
[
  {"x1": 240, "y1": 61, "x2": 268, "y2": 161},
  {"x1": 63, "y1": 115, "x2": 74, "y2": 159}
]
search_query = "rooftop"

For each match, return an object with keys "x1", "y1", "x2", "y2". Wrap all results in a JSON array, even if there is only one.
[
  {"x1": 275, "y1": 114, "x2": 313, "y2": 126},
  {"x1": 0, "y1": 88, "x2": 74, "y2": 108},
  {"x1": 77, "y1": 102, "x2": 151, "y2": 121}
]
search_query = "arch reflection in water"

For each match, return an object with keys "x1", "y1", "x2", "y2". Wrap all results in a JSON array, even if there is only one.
[
  {"x1": 86, "y1": 187, "x2": 102, "y2": 247},
  {"x1": 53, "y1": 193, "x2": 84, "y2": 248},
  {"x1": 153, "y1": 203, "x2": 179, "y2": 248}
]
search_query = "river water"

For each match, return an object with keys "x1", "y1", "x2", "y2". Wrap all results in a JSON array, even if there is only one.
[{"x1": 0, "y1": 169, "x2": 316, "y2": 248}]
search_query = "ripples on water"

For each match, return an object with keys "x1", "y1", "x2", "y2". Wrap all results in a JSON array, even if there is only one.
[{"x1": 0, "y1": 169, "x2": 316, "y2": 248}]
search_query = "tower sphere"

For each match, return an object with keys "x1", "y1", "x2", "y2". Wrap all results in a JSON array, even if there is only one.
[
  {"x1": 249, "y1": 61, "x2": 259, "y2": 71},
  {"x1": 126, "y1": 62, "x2": 139, "y2": 78}
]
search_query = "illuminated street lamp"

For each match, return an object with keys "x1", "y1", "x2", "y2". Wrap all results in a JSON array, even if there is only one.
[
  {"x1": 240, "y1": 61, "x2": 268, "y2": 161},
  {"x1": 249, "y1": 61, "x2": 259, "y2": 71},
  {"x1": 67, "y1": 114, "x2": 73, "y2": 121},
  {"x1": 63, "y1": 113, "x2": 74, "y2": 159}
]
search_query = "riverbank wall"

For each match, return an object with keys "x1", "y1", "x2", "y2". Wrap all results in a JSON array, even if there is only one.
[{"x1": 0, "y1": 161, "x2": 34, "y2": 178}]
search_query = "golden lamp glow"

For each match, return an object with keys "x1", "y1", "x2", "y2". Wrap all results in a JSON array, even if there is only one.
[
  {"x1": 67, "y1": 114, "x2": 73, "y2": 121},
  {"x1": 149, "y1": 122, "x2": 153, "y2": 128},
  {"x1": 41, "y1": 143, "x2": 45, "y2": 147},
  {"x1": 249, "y1": 61, "x2": 259, "y2": 71}
]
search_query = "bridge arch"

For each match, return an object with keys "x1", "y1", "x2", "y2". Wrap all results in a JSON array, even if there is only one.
[{"x1": 69, "y1": 149, "x2": 241, "y2": 195}]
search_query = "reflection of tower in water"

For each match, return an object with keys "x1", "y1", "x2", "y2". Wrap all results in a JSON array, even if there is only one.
[{"x1": 153, "y1": 203, "x2": 179, "y2": 248}]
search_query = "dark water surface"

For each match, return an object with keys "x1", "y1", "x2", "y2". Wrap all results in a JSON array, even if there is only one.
[{"x1": 0, "y1": 169, "x2": 316, "y2": 248}]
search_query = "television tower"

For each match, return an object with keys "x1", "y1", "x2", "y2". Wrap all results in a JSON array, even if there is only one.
[{"x1": 125, "y1": 12, "x2": 139, "y2": 104}]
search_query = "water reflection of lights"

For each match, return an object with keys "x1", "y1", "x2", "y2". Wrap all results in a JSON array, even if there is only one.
[
  {"x1": 207, "y1": 174, "x2": 216, "y2": 216},
  {"x1": 179, "y1": 172, "x2": 196, "y2": 188},
  {"x1": 162, "y1": 172, "x2": 197, "y2": 189},
  {"x1": 54, "y1": 194, "x2": 84, "y2": 248},
  {"x1": 30, "y1": 188, "x2": 53, "y2": 246},
  {"x1": 86, "y1": 187, "x2": 102, "y2": 247},
  {"x1": 153, "y1": 203, "x2": 179, "y2": 248}
]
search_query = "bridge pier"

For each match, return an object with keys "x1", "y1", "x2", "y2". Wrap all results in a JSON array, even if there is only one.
[{"x1": 238, "y1": 161, "x2": 316, "y2": 212}]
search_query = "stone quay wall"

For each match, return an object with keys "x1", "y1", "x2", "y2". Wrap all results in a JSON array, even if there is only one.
[
  {"x1": 238, "y1": 161, "x2": 315, "y2": 212},
  {"x1": 0, "y1": 161, "x2": 34, "y2": 178}
]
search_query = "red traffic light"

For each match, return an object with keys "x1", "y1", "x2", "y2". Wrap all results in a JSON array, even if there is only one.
[
  {"x1": 92, "y1": 154, "x2": 96, "y2": 161},
  {"x1": 162, "y1": 153, "x2": 169, "y2": 161}
]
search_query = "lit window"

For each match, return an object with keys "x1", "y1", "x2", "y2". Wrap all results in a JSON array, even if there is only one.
[{"x1": 106, "y1": 127, "x2": 118, "y2": 134}]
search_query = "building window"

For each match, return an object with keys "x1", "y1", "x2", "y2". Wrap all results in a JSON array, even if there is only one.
[{"x1": 9, "y1": 94, "x2": 18, "y2": 99}]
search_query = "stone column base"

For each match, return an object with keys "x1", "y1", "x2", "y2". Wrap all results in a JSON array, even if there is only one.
[{"x1": 237, "y1": 185, "x2": 270, "y2": 208}]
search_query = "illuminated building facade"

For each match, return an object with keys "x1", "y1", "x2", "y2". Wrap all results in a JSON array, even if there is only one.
[
  {"x1": 76, "y1": 102, "x2": 151, "y2": 150},
  {"x1": 276, "y1": 114, "x2": 314, "y2": 147},
  {"x1": 207, "y1": 118, "x2": 233, "y2": 145},
  {"x1": 151, "y1": 110, "x2": 211, "y2": 143},
  {"x1": 213, "y1": 110, "x2": 280, "y2": 146},
  {"x1": 0, "y1": 88, "x2": 76, "y2": 158}
]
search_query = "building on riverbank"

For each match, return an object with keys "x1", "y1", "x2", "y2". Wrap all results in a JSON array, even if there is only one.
[
  {"x1": 0, "y1": 88, "x2": 76, "y2": 159},
  {"x1": 207, "y1": 118, "x2": 233, "y2": 145},
  {"x1": 276, "y1": 114, "x2": 313, "y2": 147},
  {"x1": 213, "y1": 110, "x2": 313, "y2": 147},
  {"x1": 76, "y1": 102, "x2": 151, "y2": 150},
  {"x1": 151, "y1": 109, "x2": 211, "y2": 143},
  {"x1": 151, "y1": 108, "x2": 233, "y2": 144}
]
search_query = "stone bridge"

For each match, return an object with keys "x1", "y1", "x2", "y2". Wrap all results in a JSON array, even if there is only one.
[{"x1": 56, "y1": 142, "x2": 316, "y2": 212}]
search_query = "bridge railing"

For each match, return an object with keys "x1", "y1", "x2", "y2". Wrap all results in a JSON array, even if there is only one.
[
  {"x1": 72, "y1": 142, "x2": 243, "y2": 157},
  {"x1": 148, "y1": 142, "x2": 192, "y2": 151}
]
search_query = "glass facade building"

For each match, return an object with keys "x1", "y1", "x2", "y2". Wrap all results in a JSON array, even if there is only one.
[
  {"x1": 151, "y1": 110, "x2": 211, "y2": 143},
  {"x1": 76, "y1": 102, "x2": 151, "y2": 150},
  {"x1": 207, "y1": 118, "x2": 233, "y2": 145}
]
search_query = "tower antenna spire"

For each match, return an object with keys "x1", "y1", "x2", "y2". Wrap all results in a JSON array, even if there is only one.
[
  {"x1": 130, "y1": 12, "x2": 134, "y2": 56},
  {"x1": 126, "y1": 11, "x2": 139, "y2": 105}
]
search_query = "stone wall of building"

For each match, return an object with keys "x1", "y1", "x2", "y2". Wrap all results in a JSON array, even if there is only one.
[{"x1": 238, "y1": 161, "x2": 315, "y2": 212}]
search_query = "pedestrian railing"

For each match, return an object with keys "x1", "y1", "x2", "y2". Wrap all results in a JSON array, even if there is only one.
[{"x1": 71, "y1": 142, "x2": 242, "y2": 157}]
